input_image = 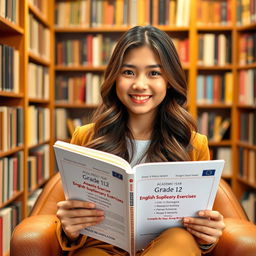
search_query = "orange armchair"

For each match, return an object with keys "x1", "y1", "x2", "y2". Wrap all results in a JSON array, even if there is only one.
[{"x1": 10, "y1": 173, "x2": 256, "y2": 256}]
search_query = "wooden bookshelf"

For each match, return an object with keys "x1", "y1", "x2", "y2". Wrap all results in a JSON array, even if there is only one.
[{"x1": 0, "y1": 0, "x2": 54, "y2": 254}]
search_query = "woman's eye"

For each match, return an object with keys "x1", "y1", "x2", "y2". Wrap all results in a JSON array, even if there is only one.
[
  {"x1": 150, "y1": 71, "x2": 161, "y2": 76},
  {"x1": 122, "y1": 70, "x2": 134, "y2": 76}
]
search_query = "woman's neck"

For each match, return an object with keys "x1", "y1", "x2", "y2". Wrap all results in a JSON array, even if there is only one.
[{"x1": 128, "y1": 115, "x2": 154, "y2": 140}]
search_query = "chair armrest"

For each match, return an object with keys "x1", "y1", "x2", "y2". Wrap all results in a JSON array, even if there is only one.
[
  {"x1": 10, "y1": 215, "x2": 62, "y2": 256},
  {"x1": 210, "y1": 218, "x2": 256, "y2": 256}
]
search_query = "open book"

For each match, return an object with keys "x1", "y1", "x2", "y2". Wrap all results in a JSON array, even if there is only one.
[{"x1": 54, "y1": 141, "x2": 224, "y2": 256}]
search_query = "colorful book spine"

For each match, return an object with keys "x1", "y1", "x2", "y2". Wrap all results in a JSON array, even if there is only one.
[
  {"x1": 54, "y1": 0, "x2": 190, "y2": 27},
  {"x1": 199, "y1": 33, "x2": 231, "y2": 66},
  {"x1": 196, "y1": 72, "x2": 233, "y2": 104},
  {"x1": 0, "y1": 44, "x2": 20, "y2": 93}
]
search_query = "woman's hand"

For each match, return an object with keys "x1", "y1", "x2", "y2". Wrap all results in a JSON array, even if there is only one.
[
  {"x1": 183, "y1": 210, "x2": 225, "y2": 245},
  {"x1": 57, "y1": 200, "x2": 105, "y2": 241}
]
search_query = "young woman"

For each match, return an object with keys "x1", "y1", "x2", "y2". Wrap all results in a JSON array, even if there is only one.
[{"x1": 56, "y1": 26, "x2": 225, "y2": 256}]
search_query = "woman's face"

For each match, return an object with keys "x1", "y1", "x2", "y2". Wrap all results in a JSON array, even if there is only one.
[{"x1": 116, "y1": 46, "x2": 168, "y2": 121}]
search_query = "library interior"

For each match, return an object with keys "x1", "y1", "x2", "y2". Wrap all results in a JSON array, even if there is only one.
[{"x1": 0, "y1": 0, "x2": 256, "y2": 255}]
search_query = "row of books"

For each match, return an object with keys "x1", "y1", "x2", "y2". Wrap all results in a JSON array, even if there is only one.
[
  {"x1": 197, "y1": 0, "x2": 231, "y2": 26},
  {"x1": 0, "y1": 106, "x2": 23, "y2": 152},
  {"x1": 56, "y1": 35, "x2": 189, "y2": 67},
  {"x1": 239, "y1": 111, "x2": 256, "y2": 145},
  {"x1": 237, "y1": 0, "x2": 256, "y2": 25},
  {"x1": 239, "y1": 69, "x2": 256, "y2": 105},
  {"x1": 27, "y1": 188, "x2": 42, "y2": 214},
  {"x1": 198, "y1": 112, "x2": 231, "y2": 142},
  {"x1": 55, "y1": 109, "x2": 91, "y2": 140},
  {"x1": 241, "y1": 191, "x2": 256, "y2": 223},
  {"x1": 239, "y1": 32, "x2": 256, "y2": 65},
  {"x1": 29, "y1": 0, "x2": 47, "y2": 17},
  {"x1": 27, "y1": 106, "x2": 50, "y2": 147},
  {"x1": 239, "y1": 148, "x2": 256, "y2": 185},
  {"x1": 0, "y1": 201, "x2": 22, "y2": 256},
  {"x1": 56, "y1": 34, "x2": 116, "y2": 67},
  {"x1": 196, "y1": 72, "x2": 233, "y2": 104},
  {"x1": 0, "y1": 0, "x2": 19, "y2": 24},
  {"x1": 198, "y1": 33, "x2": 232, "y2": 66},
  {"x1": 28, "y1": 12, "x2": 50, "y2": 61},
  {"x1": 0, "y1": 151, "x2": 23, "y2": 205},
  {"x1": 55, "y1": 0, "x2": 190, "y2": 27},
  {"x1": 28, "y1": 145, "x2": 50, "y2": 192},
  {"x1": 55, "y1": 73, "x2": 103, "y2": 105},
  {"x1": 0, "y1": 44, "x2": 19, "y2": 93},
  {"x1": 211, "y1": 147, "x2": 232, "y2": 176},
  {"x1": 28, "y1": 62, "x2": 49, "y2": 99}
]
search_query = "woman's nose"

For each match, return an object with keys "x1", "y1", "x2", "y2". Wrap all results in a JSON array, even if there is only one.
[{"x1": 132, "y1": 75, "x2": 148, "y2": 90}]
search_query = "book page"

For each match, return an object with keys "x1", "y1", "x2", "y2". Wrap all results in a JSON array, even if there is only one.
[
  {"x1": 133, "y1": 160, "x2": 224, "y2": 251},
  {"x1": 54, "y1": 142, "x2": 133, "y2": 253}
]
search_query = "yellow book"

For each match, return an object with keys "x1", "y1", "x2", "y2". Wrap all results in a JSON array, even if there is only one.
[
  {"x1": 169, "y1": 0, "x2": 176, "y2": 26},
  {"x1": 213, "y1": 115, "x2": 222, "y2": 141},
  {"x1": 225, "y1": 72, "x2": 233, "y2": 104},
  {"x1": 201, "y1": 0, "x2": 209, "y2": 25},
  {"x1": 115, "y1": 0, "x2": 124, "y2": 26},
  {"x1": 242, "y1": 0, "x2": 250, "y2": 25},
  {"x1": 137, "y1": 0, "x2": 145, "y2": 25}
]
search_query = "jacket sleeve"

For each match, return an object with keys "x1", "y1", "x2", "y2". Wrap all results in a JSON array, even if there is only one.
[
  {"x1": 196, "y1": 134, "x2": 210, "y2": 161},
  {"x1": 56, "y1": 219, "x2": 87, "y2": 251}
]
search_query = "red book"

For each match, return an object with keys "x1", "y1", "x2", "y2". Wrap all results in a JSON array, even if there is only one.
[
  {"x1": 213, "y1": 75, "x2": 219, "y2": 103},
  {"x1": 78, "y1": 75, "x2": 86, "y2": 103},
  {"x1": 87, "y1": 35, "x2": 93, "y2": 66}
]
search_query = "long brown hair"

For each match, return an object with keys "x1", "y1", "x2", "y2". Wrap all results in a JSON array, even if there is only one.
[{"x1": 86, "y1": 26, "x2": 197, "y2": 162}]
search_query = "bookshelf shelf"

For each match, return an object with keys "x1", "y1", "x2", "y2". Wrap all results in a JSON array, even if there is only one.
[
  {"x1": 29, "y1": 98, "x2": 50, "y2": 104},
  {"x1": 55, "y1": 103, "x2": 98, "y2": 108},
  {"x1": 28, "y1": 3, "x2": 49, "y2": 28},
  {"x1": 29, "y1": 52, "x2": 50, "y2": 66},
  {"x1": 0, "y1": 92, "x2": 24, "y2": 98},
  {"x1": 28, "y1": 177, "x2": 50, "y2": 196},
  {"x1": 237, "y1": 104, "x2": 256, "y2": 109},
  {"x1": 237, "y1": 63, "x2": 256, "y2": 70},
  {"x1": 0, "y1": 146, "x2": 24, "y2": 158},
  {"x1": 0, "y1": 191, "x2": 24, "y2": 209},
  {"x1": 197, "y1": 65, "x2": 233, "y2": 70},
  {"x1": 0, "y1": 17, "x2": 24, "y2": 34},
  {"x1": 237, "y1": 142, "x2": 256, "y2": 150},
  {"x1": 197, "y1": 26, "x2": 233, "y2": 31},
  {"x1": 197, "y1": 104, "x2": 232, "y2": 109},
  {"x1": 208, "y1": 140, "x2": 232, "y2": 146},
  {"x1": 236, "y1": 22, "x2": 256, "y2": 31},
  {"x1": 55, "y1": 66, "x2": 106, "y2": 71},
  {"x1": 28, "y1": 140, "x2": 51, "y2": 150}
]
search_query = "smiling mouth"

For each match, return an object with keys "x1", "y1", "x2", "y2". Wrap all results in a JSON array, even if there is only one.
[
  {"x1": 129, "y1": 94, "x2": 152, "y2": 103},
  {"x1": 129, "y1": 95, "x2": 151, "y2": 100}
]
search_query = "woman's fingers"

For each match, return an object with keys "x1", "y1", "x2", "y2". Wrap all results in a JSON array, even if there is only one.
[
  {"x1": 57, "y1": 200, "x2": 96, "y2": 210},
  {"x1": 183, "y1": 210, "x2": 225, "y2": 244},
  {"x1": 56, "y1": 200, "x2": 105, "y2": 240},
  {"x1": 186, "y1": 227, "x2": 219, "y2": 244}
]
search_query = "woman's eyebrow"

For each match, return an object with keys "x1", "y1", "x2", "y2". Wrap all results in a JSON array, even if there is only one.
[{"x1": 121, "y1": 64, "x2": 162, "y2": 68}]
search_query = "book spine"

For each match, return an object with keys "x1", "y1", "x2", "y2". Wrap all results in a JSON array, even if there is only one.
[{"x1": 128, "y1": 174, "x2": 135, "y2": 255}]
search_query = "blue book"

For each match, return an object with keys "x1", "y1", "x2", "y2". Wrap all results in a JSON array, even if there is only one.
[{"x1": 206, "y1": 75, "x2": 213, "y2": 104}]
